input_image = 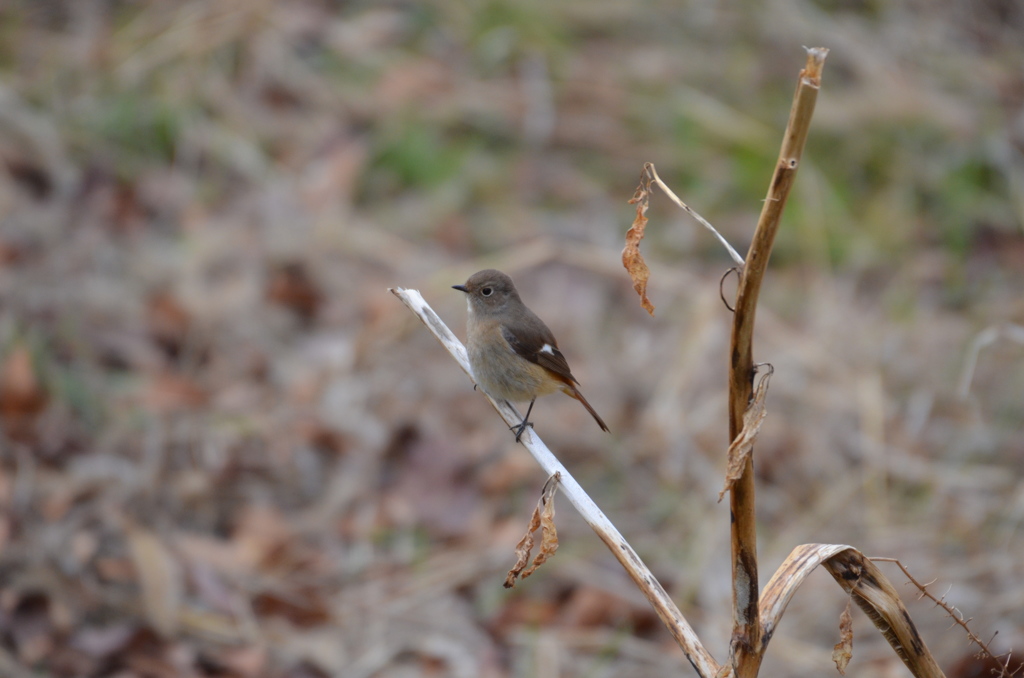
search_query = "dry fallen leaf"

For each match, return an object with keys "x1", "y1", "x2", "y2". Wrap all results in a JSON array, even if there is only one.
[
  {"x1": 0, "y1": 344, "x2": 48, "y2": 441},
  {"x1": 0, "y1": 237, "x2": 27, "y2": 265},
  {"x1": 145, "y1": 290, "x2": 191, "y2": 357},
  {"x1": 118, "y1": 627, "x2": 179, "y2": 678},
  {"x1": 125, "y1": 524, "x2": 183, "y2": 637},
  {"x1": 218, "y1": 644, "x2": 269, "y2": 678},
  {"x1": 232, "y1": 503, "x2": 294, "y2": 572},
  {"x1": 504, "y1": 473, "x2": 560, "y2": 588},
  {"x1": 301, "y1": 137, "x2": 369, "y2": 211},
  {"x1": 559, "y1": 585, "x2": 659, "y2": 633},
  {"x1": 492, "y1": 596, "x2": 561, "y2": 629},
  {"x1": 96, "y1": 556, "x2": 137, "y2": 583},
  {"x1": 141, "y1": 371, "x2": 208, "y2": 412},
  {"x1": 252, "y1": 587, "x2": 332, "y2": 627},
  {"x1": 266, "y1": 261, "x2": 323, "y2": 322},
  {"x1": 946, "y1": 652, "x2": 1017, "y2": 678},
  {"x1": 832, "y1": 598, "x2": 854, "y2": 674},
  {"x1": 719, "y1": 367, "x2": 772, "y2": 501},
  {"x1": 7, "y1": 591, "x2": 56, "y2": 665},
  {"x1": 623, "y1": 171, "x2": 655, "y2": 315}
]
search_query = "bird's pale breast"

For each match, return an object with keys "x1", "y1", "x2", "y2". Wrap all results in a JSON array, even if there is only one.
[{"x1": 467, "y1": 323, "x2": 562, "y2": 402}]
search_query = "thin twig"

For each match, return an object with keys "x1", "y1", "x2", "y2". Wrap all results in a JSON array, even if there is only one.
[
  {"x1": 644, "y1": 162, "x2": 746, "y2": 267},
  {"x1": 720, "y1": 267, "x2": 740, "y2": 312},
  {"x1": 389, "y1": 286, "x2": 720, "y2": 678},
  {"x1": 726, "y1": 46, "x2": 828, "y2": 678},
  {"x1": 956, "y1": 324, "x2": 1024, "y2": 398},
  {"x1": 872, "y1": 557, "x2": 1022, "y2": 677}
]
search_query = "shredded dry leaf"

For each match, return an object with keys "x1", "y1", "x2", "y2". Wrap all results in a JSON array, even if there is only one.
[
  {"x1": 832, "y1": 598, "x2": 854, "y2": 674},
  {"x1": 719, "y1": 367, "x2": 772, "y2": 501},
  {"x1": 504, "y1": 473, "x2": 561, "y2": 588},
  {"x1": 623, "y1": 173, "x2": 655, "y2": 315}
]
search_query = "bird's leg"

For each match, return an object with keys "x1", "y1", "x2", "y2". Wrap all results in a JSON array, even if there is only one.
[{"x1": 510, "y1": 398, "x2": 536, "y2": 442}]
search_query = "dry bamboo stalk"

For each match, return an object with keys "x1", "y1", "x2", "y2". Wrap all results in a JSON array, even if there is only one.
[{"x1": 726, "y1": 47, "x2": 828, "y2": 678}]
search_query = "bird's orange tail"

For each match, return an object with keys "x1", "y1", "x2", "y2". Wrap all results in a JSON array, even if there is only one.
[{"x1": 566, "y1": 385, "x2": 609, "y2": 433}]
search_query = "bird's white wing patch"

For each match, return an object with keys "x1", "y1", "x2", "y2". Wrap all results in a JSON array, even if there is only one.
[{"x1": 540, "y1": 343, "x2": 554, "y2": 354}]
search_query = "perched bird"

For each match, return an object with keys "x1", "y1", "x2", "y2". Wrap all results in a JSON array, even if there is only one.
[{"x1": 453, "y1": 269, "x2": 609, "y2": 441}]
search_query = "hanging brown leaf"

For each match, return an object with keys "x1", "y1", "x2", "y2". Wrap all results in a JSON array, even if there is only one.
[
  {"x1": 521, "y1": 477, "x2": 559, "y2": 580},
  {"x1": 623, "y1": 171, "x2": 655, "y2": 315},
  {"x1": 719, "y1": 367, "x2": 772, "y2": 501},
  {"x1": 504, "y1": 473, "x2": 560, "y2": 588},
  {"x1": 832, "y1": 598, "x2": 854, "y2": 674},
  {"x1": 503, "y1": 505, "x2": 540, "y2": 589}
]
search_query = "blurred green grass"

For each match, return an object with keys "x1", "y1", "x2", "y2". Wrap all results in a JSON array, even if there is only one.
[{"x1": 4, "y1": 1, "x2": 1019, "y2": 274}]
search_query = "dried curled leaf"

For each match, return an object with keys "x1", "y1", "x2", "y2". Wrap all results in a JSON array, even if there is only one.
[
  {"x1": 521, "y1": 482, "x2": 558, "y2": 580},
  {"x1": 503, "y1": 508, "x2": 540, "y2": 588},
  {"x1": 833, "y1": 598, "x2": 854, "y2": 674},
  {"x1": 719, "y1": 366, "x2": 772, "y2": 501},
  {"x1": 623, "y1": 173, "x2": 654, "y2": 315},
  {"x1": 504, "y1": 473, "x2": 560, "y2": 588}
]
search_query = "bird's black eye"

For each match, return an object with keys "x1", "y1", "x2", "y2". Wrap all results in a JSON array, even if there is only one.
[{"x1": 481, "y1": 287, "x2": 493, "y2": 296}]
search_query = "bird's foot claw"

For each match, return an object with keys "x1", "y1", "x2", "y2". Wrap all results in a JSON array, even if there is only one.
[{"x1": 510, "y1": 421, "x2": 534, "y2": 442}]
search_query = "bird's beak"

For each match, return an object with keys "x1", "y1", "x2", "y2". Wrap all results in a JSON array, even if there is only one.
[{"x1": 452, "y1": 284, "x2": 468, "y2": 292}]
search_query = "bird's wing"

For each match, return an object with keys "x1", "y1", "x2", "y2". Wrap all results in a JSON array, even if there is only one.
[{"x1": 501, "y1": 320, "x2": 578, "y2": 384}]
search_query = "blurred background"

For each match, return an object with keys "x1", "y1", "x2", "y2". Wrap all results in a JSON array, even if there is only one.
[{"x1": 0, "y1": 1, "x2": 1022, "y2": 677}]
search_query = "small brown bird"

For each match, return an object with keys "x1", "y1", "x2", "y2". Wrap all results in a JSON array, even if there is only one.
[{"x1": 453, "y1": 269, "x2": 609, "y2": 441}]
